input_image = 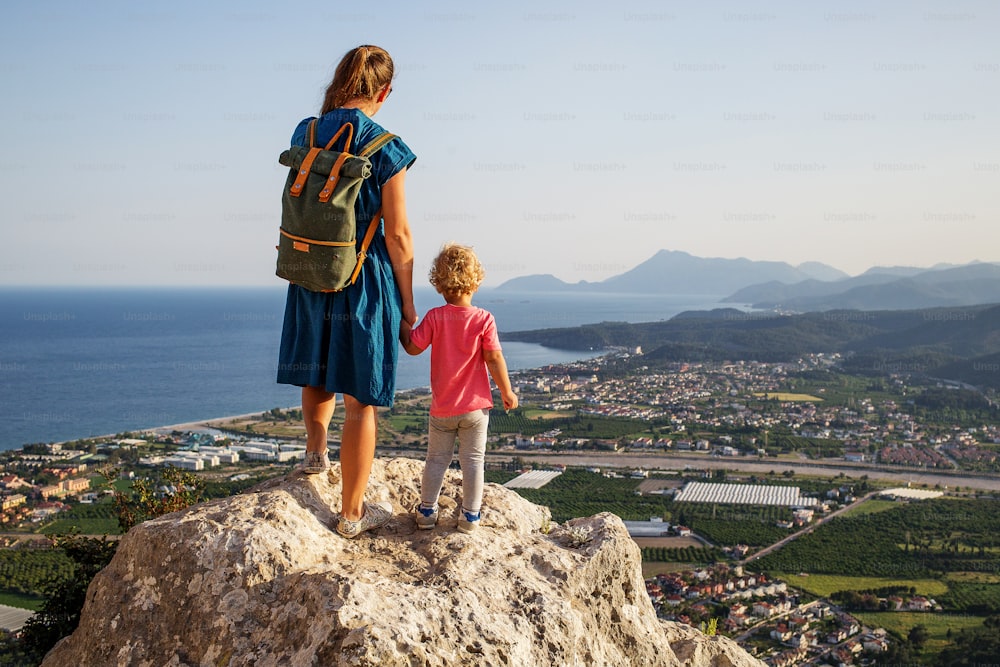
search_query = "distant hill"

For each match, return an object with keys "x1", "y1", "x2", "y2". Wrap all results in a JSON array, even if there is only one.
[
  {"x1": 934, "y1": 352, "x2": 1000, "y2": 389},
  {"x1": 860, "y1": 262, "x2": 969, "y2": 277},
  {"x1": 501, "y1": 303, "x2": 1000, "y2": 389},
  {"x1": 494, "y1": 274, "x2": 579, "y2": 291},
  {"x1": 723, "y1": 274, "x2": 902, "y2": 304},
  {"x1": 496, "y1": 250, "x2": 845, "y2": 296},
  {"x1": 859, "y1": 265, "x2": 931, "y2": 278},
  {"x1": 724, "y1": 264, "x2": 1000, "y2": 311},
  {"x1": 796, "y1": 261, "x2": 850, "y2": 282},
  {"x1": 495, "y1": 251, "x2": 1000, "y2": 313}
]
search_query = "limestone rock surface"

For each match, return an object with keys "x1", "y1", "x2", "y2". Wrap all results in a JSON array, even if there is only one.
[{"x1": 43, "y1": 457, "x2": 763, "y2": 667}]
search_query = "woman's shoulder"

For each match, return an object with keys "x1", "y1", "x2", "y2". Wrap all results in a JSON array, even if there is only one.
[
  {"x1": 293, "y1": 110, "x2": 389, "y2": 145},
  {"x1": 353, "y1": 116, "x2": 416, "y2": 182},
  {"x1": 289, "y1": 109, "x2": 380, "y2": 146},
  {"x1": 291, "y1": 109, "x2": 415, "y2": 176}
]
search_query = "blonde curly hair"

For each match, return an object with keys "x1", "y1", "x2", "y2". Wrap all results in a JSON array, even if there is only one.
[{"x1": 428, "y1": 242, "x2": 485, "y2": 296}]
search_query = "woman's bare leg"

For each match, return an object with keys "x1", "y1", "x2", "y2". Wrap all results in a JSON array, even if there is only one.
[
  {"x1": 302, "y1": 386, "x2": 336, "y2": 453},
  {"x1": 340, "y1": 393, "x2": 377, "y2": 521}
]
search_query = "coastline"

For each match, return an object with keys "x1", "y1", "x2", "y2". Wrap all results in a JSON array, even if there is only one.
[
  {"x1": 147, "y1": 408, "x2": 304, "y2": 434},
  {"x1": 0, "y1": 285, "x2": 627, "y2": 449},
  {"x1": 53, "y1": 385, "x2": 439, "y2": 445},
  {"x1": 42, "y1": 410, "x2": 297, "y2": 446},
  {"x1": 148, "y1": 385, "x2": 436, "y2": 434}
]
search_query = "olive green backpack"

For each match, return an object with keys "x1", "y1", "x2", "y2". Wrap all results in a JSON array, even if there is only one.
[{"x1": 276, "y1": 120, "x2": 395, "y2": 292}]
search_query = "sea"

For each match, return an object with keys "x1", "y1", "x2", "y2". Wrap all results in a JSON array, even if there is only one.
[{"x1": 0, "y1": 287, "x2": 731, "y2": 450}]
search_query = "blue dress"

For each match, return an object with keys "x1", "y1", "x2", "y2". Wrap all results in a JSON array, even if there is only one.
[{"x1": 276, "y1": 109, "x2": 417, "y2": 407}]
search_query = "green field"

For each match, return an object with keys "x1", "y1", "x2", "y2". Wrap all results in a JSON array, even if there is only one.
[
  {"x1": 0, "y1": 591, "x2": 44, "y2": 611},
  {"x1": 522, "y1": 409, "x2": 575, "y2": 419},
  {"x1": 489, "y1": 411, "x2": 653, "y2": 439},
  {"x1": 506, "y1": 468, "x2": 672, "y2": 522},
  {"x1": 779, "y1": 573, "x2": 949, "y2": 598},
  {"x1": 641, "y1": 562, "x2": 695, "y2": 578},
  {"x1": 36, "y1": 502, "x2": 121, "y2": 536},
  {"x1": 938, "y1": 580, "x2": 1000, "y2": 614},
  {"x1": 39, "y1": 517, "x2": 120, "y2": 535},
  {"x1": 752, "y1": 392, "x2": 824, "y2": 402},
  {"x1": 840, "y1": 499, "x2": 901, "y2": 518},
  {"x1": 750, "y1": 497, "x2": 1000, "y2": 584},
  {"x1": 385, "y1": 413, "x2": 427, "y2": 436},
  {"x1": 484, "y1": 471, "x2": 520, "y2": 485},
  {"x1": 852, "y1": 611, "x2": 984, "y2": 658},
  {"x1": 944, "y1": 571, "x2": 1000, "y2": 584}
]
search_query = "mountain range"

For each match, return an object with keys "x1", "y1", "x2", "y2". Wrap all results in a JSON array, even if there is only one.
[
  {"x1": 723, "y1": 263, "x2": 1000, "y2": 310},
  {"x1": 497, "y1": 250, "x2": 849, "y2": 296},
  {"x1": 497, "y1": 250, "x2": 1000, "y2": 312}
]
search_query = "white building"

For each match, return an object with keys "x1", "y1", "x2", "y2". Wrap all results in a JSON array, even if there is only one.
[
  {"x1": 163, "y1": 456, "x2": 204, "y2": 471},
  {"x1": 198, "y1": 447, "x2": 241, "y2": 464},
  {"x1": 233, "y1": 446, "x2": 303, "y2": 463}
]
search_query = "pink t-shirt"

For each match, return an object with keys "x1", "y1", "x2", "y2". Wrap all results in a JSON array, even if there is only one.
[{"x1": 408, "y1": 303, "x2": 502, "y2": 417}]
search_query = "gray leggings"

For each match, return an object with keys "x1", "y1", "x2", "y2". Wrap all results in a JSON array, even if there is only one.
[{"x1": 420, "y1": 408, "x2": 489, "y2": 513}]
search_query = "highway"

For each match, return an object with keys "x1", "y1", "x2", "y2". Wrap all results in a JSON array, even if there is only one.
[{"x1": 492, "y1": 451, "x2": 1000, "y2": 492}]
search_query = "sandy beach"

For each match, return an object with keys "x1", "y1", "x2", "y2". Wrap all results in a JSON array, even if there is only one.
[{"x1": 146, "y1": 408, "x2": 300, "y2": 433}]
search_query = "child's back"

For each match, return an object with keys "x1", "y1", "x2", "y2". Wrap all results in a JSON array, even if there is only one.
[{"x1": 401, "y1": 243, "x2": 518, "y2": 533}]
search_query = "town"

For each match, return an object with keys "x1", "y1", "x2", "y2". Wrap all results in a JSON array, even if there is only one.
[
  {"x1": 1, "y1": 351, "x2": 998, "y2": 665},
  {"x1": 501, "y1": 352, "x2": 999, "y2": 472},
  {"x1": 646, "y1": 564, "x2": 894, "y2": 666}
]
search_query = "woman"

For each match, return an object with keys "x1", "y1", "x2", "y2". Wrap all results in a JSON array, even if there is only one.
[{"x1": 276, "y1": 45, "x2": 417, "y2": 538}]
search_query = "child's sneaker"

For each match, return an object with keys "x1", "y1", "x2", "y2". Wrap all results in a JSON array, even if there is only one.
[
  {"x1": 336, "y1": 501, "x2": 393, "y2": 538},
  {"x1": 413, "y1": 504, "x2": 439, "y2": 530},
  {"x1": 457, "y1": 509, "x2": 480, "y2": 534},
  {"x1": 301, "y1": 449, "x2": 329, "y2": 474}
]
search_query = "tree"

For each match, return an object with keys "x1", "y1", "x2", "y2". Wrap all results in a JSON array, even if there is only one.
[
  {"x1": 14, "y1": 467, "x2": 204, "y2": 662},
  {"x1": 17, "y1": 535, "x2": 117, "y2": 664},
  {"x1": 872, "y1": 636, "x2": 917, "y2": 666},
  {"x1": 907, "y1": 624, "x2": 929, "y2": 649},
  {"x1": 937, "y1": 616, "x2": 1000, "y2": 666},
  {"x1": 109, "y1": 466, "x2": 205, "y2": 533}
]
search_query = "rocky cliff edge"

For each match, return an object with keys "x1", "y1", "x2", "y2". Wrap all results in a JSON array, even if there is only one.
[{"x1": 43, "y1": 457, "x2": 764, "y2": 667}]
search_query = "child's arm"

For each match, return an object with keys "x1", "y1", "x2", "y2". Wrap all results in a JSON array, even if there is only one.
[
  {"x1": 399, "y1": 320, "x2": 424, "y2": 356},
  {"x1": 483, "y1": 349, "x2": 518, "y2": 411}
]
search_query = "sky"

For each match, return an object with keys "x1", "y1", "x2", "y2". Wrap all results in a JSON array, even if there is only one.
[{"x1": 1, "y1": 0, "x2": 997, "y2": 287}]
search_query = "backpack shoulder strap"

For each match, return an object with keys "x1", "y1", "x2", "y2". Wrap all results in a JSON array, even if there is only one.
[
  {"x1": 349, "y1": 208, "x2": 384, "y2": 285},
  {"x1": 323, "y1": 123, "x2": 354, "y2": 152},
  {"x1": 288, "y1": 119, "x2": 324, "y2": 198},
  {"x1": 358, "y1": 132, "x2": 397, "y2": 158},
  {"x1": 307, "y1": 119, "x2": 317, "y2": 147}
]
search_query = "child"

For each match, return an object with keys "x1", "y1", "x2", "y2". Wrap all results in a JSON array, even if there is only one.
[{"x1": 401, "y1": 243, "x2": 518, "y2": 533}]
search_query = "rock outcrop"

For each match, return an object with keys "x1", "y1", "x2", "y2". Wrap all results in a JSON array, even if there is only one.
[{"x1": 43, "y1": 458, "x2": 763, "y2": 667}]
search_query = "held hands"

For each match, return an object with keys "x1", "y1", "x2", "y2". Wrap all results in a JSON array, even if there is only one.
[
  {"x1": 398, "y1": 320, "x2": 411, "y2": 346},
  {"x1": 398, "y1": 318, "x2": 424, "y2": 356},
  {"x1": 401, "y1": 303, "x2": 418, "y2": 328}
]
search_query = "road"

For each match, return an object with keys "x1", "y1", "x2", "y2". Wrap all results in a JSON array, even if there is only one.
[{"x1": 491, "y1": 451, "x2": 1000, "y2": 492}]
